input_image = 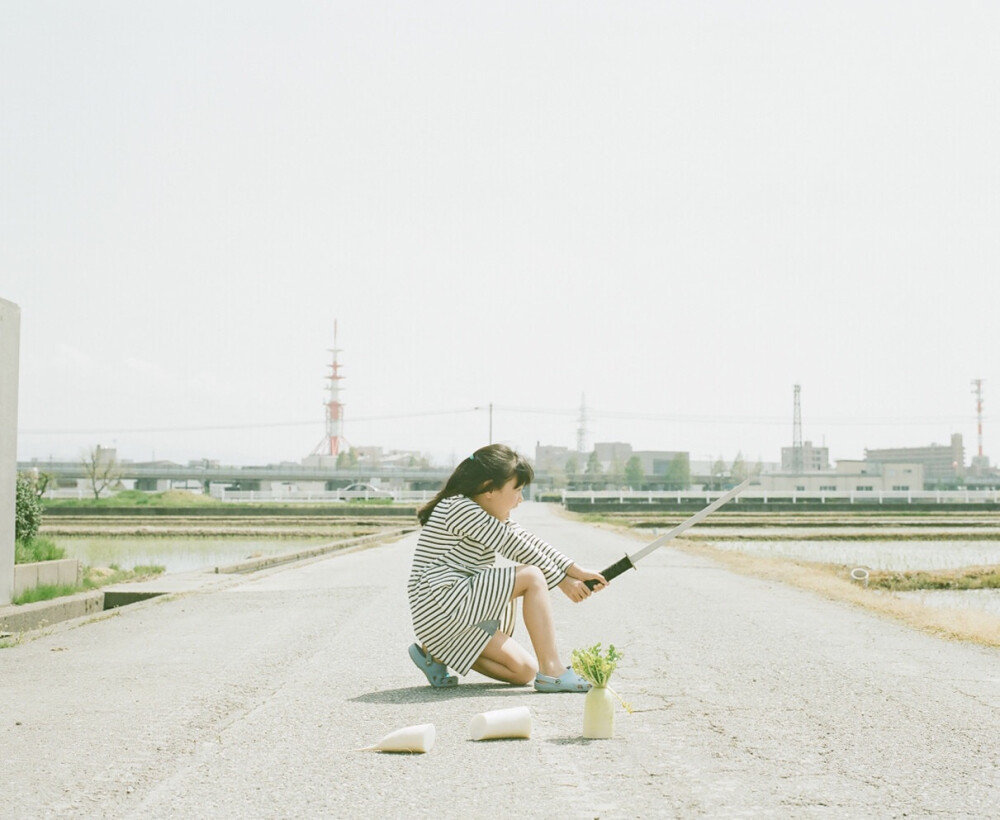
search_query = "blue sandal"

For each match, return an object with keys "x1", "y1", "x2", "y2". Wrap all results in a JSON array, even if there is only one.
[
  {"x1": 534, "y1": 667, "x2": 592, "y2": 693},
  {"x1": 408, "y1": 643, "x2": 458, "y2": 688}
]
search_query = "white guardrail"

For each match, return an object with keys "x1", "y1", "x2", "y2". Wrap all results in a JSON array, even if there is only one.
[
  {"x1": 39, "y1": 488, "x2": 1000, "y2": 505},
  {"x1": 561, "y1": 489, "x2": 1000, "y2": 505},
  {"x1": 210, "y1": 489, "x2": 436, "y2": 503},
  {"x1": 40, "y1": 488, "x2": 436, "y2": 503}
]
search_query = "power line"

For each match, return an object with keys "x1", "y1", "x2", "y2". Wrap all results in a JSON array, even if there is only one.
[
  {"x1": 20, "y1": 407, "x2": 483, "y2": 436},
  {"x1": 20, "y1": 405, "x2": 990, "y2": 437},
  {"x1": 498, "y1": 405, "x2": 985, "y2": 426}
]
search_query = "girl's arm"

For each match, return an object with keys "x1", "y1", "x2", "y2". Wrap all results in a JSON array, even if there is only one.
[
  {"x1": 501, "y1": 520, "x2": 575, "y2": 588},
  {"x1": 443, "y1": 497, "x2": 572, "y2": 588}
]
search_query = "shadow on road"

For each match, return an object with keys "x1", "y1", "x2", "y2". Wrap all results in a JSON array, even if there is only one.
[
  {"x1": 351, "y1": 682, "x2": 532, "y2": 704},
  {"x1": 546, "y1": 736, "x2": 607, "y2": 746}
]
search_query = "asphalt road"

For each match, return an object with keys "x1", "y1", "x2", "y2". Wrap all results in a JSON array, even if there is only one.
[{"x1": 3, "y1": 503, "x2": 998, "y2": 819}]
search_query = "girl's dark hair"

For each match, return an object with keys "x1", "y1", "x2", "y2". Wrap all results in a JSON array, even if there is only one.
[{"x1": 417, "y1": 443, "x2": 534, "y2": 525}]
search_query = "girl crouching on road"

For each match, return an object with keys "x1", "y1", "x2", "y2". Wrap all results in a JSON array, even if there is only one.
[{"x1": 407, "y1": 443, "x2": 606, "y2": 692}]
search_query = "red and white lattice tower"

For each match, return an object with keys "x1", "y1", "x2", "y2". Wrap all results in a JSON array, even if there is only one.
[{"x1": 322, "y1": 323, "x2": 345, "y2": 456}]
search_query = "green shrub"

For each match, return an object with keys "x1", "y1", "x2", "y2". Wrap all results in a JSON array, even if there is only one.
[
  {"x1": 108, "y1": 489, "x2": 151, "y2": 505},
  {"x1": 15, "y1": 473, "x2": 43, "y2": 542},
  {"x1": 14, "y1": 537, "x2": 65, "y2": 564},
  {"x1": 131, "y1": 564, "x2": 166, "y2": 576}
]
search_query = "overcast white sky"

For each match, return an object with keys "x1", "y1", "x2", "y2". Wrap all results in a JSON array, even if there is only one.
[{"x1": 3, "y1": 1, "x2": 998, "y2": 469}]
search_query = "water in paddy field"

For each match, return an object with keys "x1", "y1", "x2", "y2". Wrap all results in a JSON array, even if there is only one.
[
  {"x1": 56, "y1": 536, "x2": 334, "y2": 574},
  {"x1": 703, "y1": 539, "x2": 1000, "y2": 571},
  {"x1": 700, "y1": 538, "x2": 1000, "y2": 619},
  {"x1": 894, "y1": 589, "x2": 1000, "y2": 618}
]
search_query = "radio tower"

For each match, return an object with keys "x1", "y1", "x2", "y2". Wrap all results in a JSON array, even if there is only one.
[
  {"x1": 792, "y1": 384, "x2": 803, "y2": 472},
  {"x1": 315, "y1": 322, "x2": 345, "y2": 457},
  {"x1": 971, "y1": 378, "x2": 985, "y2": 463},
  {"x1": 576, "y1": 393, "x2": 589, "y2": 454}
]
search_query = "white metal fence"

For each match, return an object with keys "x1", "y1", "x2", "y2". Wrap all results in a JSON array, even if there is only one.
[
  {"x1": 36, "y1": 487, "x2": 1000, "y2": 506},
  {"x1": 209, "y1": 488, "x2": 437, "y2": 504},
  {"x1": 561, "y1": 489, "x2": 1000, "y2": 505}
]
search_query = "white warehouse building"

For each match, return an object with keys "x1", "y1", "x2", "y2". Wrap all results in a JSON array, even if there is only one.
[{"x1": 760, "y1": 460, "x2": 924, "y2": 494}]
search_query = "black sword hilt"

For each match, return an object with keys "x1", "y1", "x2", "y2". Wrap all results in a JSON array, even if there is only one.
[{"x1": 584, "y1": 554, "x2": 636, "y2": 590}]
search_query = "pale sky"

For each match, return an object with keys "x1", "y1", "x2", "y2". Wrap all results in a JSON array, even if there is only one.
[{"x1": 3, "y1": 1, "x2": 998, "y2": 469}]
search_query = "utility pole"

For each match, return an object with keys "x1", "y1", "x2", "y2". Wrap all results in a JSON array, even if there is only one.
[
  {"x1": 576, "y1": 394, "x2": 589, "y2": 454},
  {"x1": 474, "y1": 403, "x2": 493, "y2": 443},
  {"x1": 1, "y1": 298, "x2": 20, "y2": 605}
]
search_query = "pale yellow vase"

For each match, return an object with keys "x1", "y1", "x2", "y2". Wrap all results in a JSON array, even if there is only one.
[{"x1": 582, "y1": 686, "x2": 615, "y2": 739}]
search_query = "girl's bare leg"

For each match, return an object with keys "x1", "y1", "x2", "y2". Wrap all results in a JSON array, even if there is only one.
[
  {"x1": 512, "y1": 565, "x2": 565, "y2": 677},
  {"x1": 473, "y1": 565, "x2": 565, "y2": 682},
  {"x1": 472, "y1": 631, "x2": 537, "y2": 684}
]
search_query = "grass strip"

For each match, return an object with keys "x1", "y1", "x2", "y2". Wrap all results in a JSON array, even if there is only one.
[
  {"x1": 869, "y1": 567, "x2": 1000, "y2": 591},
  {"x1": 43, "y1": 489, "x2": 223, "y2": 508},
  {"x1": 13, "y1": 584, "x2": 80, "y2": 605},
  {"x1": 82, "y1": 564, "x2": 166, "y2": 589},
  {"x1": 10, "y1": 564, "x2": 167, "y2": 606}
]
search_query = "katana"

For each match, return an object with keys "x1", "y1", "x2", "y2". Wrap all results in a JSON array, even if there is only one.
[{"x1": 585, "y1": 478, "x2": 752, "y2": 589}]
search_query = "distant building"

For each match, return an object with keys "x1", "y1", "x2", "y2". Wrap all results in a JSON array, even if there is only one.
[
  {"x1": 383, "y1": 449, "x2": 427, "y2": 468},
  {"x1": 760, "y1": 460, "x2": 924, "y2": 493},
  {"x1": 302, "y1": 446, "x2": 426, "y2": 473},
  {"x1": 590, "y1": 442, "x2": 690, "y2": 476},
  {"x1": 301, "y1": 453, "x2": 338, "y2": 470},
  {"x1": 970, "y1": 454, "x2": 992, "y2": 476},
  {"x1": 533, "y1": 442, "x2": 690, "y2": 487},
  {"x1": 351, "y1": 447, "x2": 425, "y2": 468},
  {"x1": 632, "y1": 450, "x2": 690, "y2": 478},
  {"x1": 534, "y1": 444, "x2": 574, "y2": 473},
  {"x1": 781, "y1": 441, "x2": 830, "y2": 472},
  {"x1": 966, "y1": 456, "x2": 999, "y2": 488},
  {"x1": 865, "y1": 433, "x2": 964, "y2": 487},
  {"x1": 593, "y1": 442, "x2": 633, "y2": 470}
]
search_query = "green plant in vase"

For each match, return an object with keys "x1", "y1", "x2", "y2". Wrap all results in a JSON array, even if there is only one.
[{"x1": 571, "y1": 643, "x2": 632, "y2": 739}]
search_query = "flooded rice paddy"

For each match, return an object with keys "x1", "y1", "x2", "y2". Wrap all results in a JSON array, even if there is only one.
[
  {"x1": 696, "y1": 537, "x2": 1000, "y2": 619},
  {"x1": 43, "y1": 513, "x2": 412, "y2": 574},
  {"x1": 622, "y1": 514, "x2": 1000, "y2": 623},
  {"x1": 56, "y1": 536, "x2": 337, "y2": 574},
  {"x1": 894, "y1": 589, "x2": 1000, "y2": 618},
  {"x1": 693, "y1": 539, "x2": 1000, "y2": 571}
]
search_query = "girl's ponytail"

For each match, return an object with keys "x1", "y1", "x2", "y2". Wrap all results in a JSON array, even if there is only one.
[{"x1": 417, "y1": 444, "x2": 533, "y2": 525}]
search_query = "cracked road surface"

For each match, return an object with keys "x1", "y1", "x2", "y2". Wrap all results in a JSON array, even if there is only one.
[{"x1": 3, "y1": 503, "x2": 997, "y2": 818}]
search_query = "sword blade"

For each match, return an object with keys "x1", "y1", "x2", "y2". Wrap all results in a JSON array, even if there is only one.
[
  {"x1": 626, "y1": 478, "x2": 751, "y2": 565},
  {"x1": 585, "y1": 479, "x2": 752, "y2": 588}
]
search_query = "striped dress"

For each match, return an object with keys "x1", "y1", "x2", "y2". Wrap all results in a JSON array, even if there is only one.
[{"x1": 408, "y1": 495, "x2": 574, "y2": 676}]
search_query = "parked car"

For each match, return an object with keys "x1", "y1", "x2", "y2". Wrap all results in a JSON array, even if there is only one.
[{"x1": 339, "y1": 483, "x2": 394, "y2": 500}]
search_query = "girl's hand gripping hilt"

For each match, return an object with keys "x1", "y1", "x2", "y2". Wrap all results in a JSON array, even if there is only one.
[{"x1": 584, "y1": 555, "x2": 636, "y2": 590}]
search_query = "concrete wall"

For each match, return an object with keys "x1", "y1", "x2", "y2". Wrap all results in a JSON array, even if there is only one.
[
  {"x1": 13, "y1": 559, "x2": 81, "y2": 597},
  {"x1": 0, "y1": 590, "x2": 104, "y2": 633},
  {"x1": 1, "y1": 298, "x2": 20, "y2": 606}
]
